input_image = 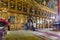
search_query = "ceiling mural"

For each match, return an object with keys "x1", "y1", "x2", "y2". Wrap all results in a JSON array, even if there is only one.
[
  {"x1": 47, "y1": 0, "x2": 57, "y2": 8},
  {"x1": 35, "y1": 0, "x2": 58, "y2": 12}
]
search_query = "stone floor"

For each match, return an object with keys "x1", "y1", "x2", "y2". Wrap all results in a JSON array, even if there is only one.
[
  {"x1": 36, "y1": 29, "x2": 60, "y2": 40},
  {"x1": 7, "y1": 28, "x2": 60, "y2": 40},
  {"x1": 6, "y1": 30, "x2": 44, "y2": 40}
]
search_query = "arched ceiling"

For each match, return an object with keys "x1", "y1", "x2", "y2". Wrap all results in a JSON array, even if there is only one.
[
  {"x1": 47, "y1": 0, "x2": 58, "y2": 12},
  {"x1": 35, "y1": 0, "x2": 58, "y2": 13}
]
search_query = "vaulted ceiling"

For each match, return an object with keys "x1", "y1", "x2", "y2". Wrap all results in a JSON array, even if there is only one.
[
  {"x1": 35, "y1": 0, "x2": 58, "y2": 13},
  {"x1": 47, "y1": 0, "x2": 58, "y2": 12}
]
